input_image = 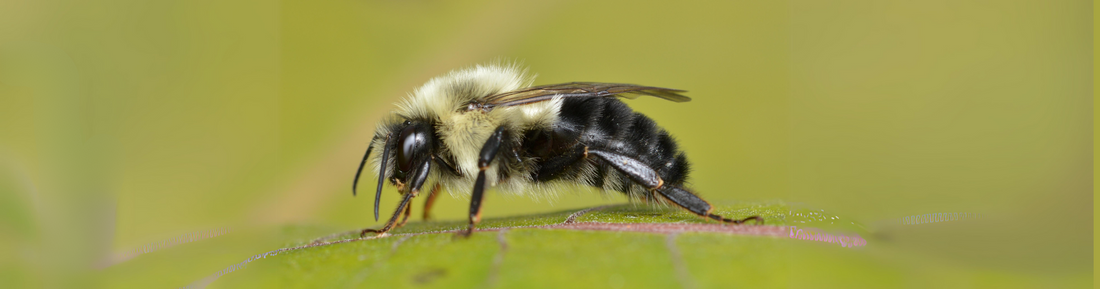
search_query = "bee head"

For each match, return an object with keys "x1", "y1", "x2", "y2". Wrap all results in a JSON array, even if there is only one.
[
  {"x1": 377, "y1": 120, "x2": 435, "y2": 221},
  {"x1": 352, "y1": 119, "x2": 437, "y2": 221},
  {"x1": 392, "y1": 120, "x2": 433, "y2": 182}
]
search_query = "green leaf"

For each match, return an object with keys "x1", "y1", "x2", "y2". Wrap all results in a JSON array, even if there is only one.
[
  {"x1": 209, "y1": 202, "x2": 797, "y2": 289},
  {"x1": 103, "y1": 203, "x2": 1087, "y2": 289}
]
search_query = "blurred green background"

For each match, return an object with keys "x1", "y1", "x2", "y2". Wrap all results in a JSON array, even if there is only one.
[{"x1": 0, "y1": 0, "x2": 1091, "y2": 288}]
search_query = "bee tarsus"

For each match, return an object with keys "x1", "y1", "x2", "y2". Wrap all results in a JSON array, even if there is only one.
[{"x1": 360, "y1": 191, "x2": 415, "y2": 237}]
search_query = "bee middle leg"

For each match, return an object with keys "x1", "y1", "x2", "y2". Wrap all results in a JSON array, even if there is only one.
[
  {"x1": 460, "y1": 127, "x2": 507, "y2": 237},
  {"x1": 422, "y1": 183, "x2": 442, "y2": 220},
  {"x1": 587, "y1": 149, "x2": 762, "y2": 225}
]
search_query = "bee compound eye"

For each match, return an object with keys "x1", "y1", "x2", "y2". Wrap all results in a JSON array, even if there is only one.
[{"x1": 396, "y1": 123, "x2": 429, "y2": 175}]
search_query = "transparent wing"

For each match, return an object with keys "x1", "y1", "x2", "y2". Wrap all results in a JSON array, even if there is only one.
[{"x1": 481, "y1": 82, "x2": 690, "y2": 108}]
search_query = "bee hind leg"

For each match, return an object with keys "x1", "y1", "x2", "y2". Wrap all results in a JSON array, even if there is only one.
[
  {"x1": 586, "y1": 149, "x2": 762, "y2": 225},
  {"x1": 657, "y1": 185, "x2": 763, "y2": 224}
]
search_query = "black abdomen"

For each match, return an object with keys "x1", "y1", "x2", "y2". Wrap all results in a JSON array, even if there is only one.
[{"x1": 520, "y1": 97, "x2": 690, "y2": 199}]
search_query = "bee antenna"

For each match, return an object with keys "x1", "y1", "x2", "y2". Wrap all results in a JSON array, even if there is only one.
[
  {"x1": 352, "y1": 137, "x2": 376, "y2": 197},
  {"x1": 374, "y1": 134, "x2": 395, "y2": 221}
]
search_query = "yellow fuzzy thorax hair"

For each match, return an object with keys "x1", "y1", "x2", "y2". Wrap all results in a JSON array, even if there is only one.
[{"x1": 367, "y1": 64, "x2": 569, "y2": 199}]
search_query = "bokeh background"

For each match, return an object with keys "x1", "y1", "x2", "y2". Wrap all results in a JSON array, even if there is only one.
[{"x1": 0, "y1": 0, "x2": 1092, "y2": 288}]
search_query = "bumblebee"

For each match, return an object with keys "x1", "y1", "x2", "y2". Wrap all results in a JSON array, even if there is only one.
[{"x1": 352, "y1": 63, "x2": 761, "y2": 236}]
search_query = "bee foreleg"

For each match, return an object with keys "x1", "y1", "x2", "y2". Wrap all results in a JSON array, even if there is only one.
[
  {"x1": 361, "y1": 192, "x2": 416, "y2": 237},
  {"x1": 396, "y1": 200, "x2": 413, "y2": 228},
  {"x1": 460, "y1": 126, "x2": 508, "y2": 238},
  {"x1": 587, "y1": 149, "x2": 762, "y2": 225},
  {"x1": 364, "y1": 153, "x2": 432, "y2": 236}
]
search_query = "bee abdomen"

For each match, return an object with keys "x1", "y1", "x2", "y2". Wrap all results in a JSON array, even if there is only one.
[{"x1": 526, "y1": 97, "x2": 691, "y2": 196}]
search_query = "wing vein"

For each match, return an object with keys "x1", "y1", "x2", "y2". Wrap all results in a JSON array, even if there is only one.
[{"x1": 480, "y1": 82, "x2": 690, "y2": 108}]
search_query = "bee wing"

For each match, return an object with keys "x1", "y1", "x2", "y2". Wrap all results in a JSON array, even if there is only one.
[{"x1": 482, "y1": 82, "x2": 690, "y2": 108}]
